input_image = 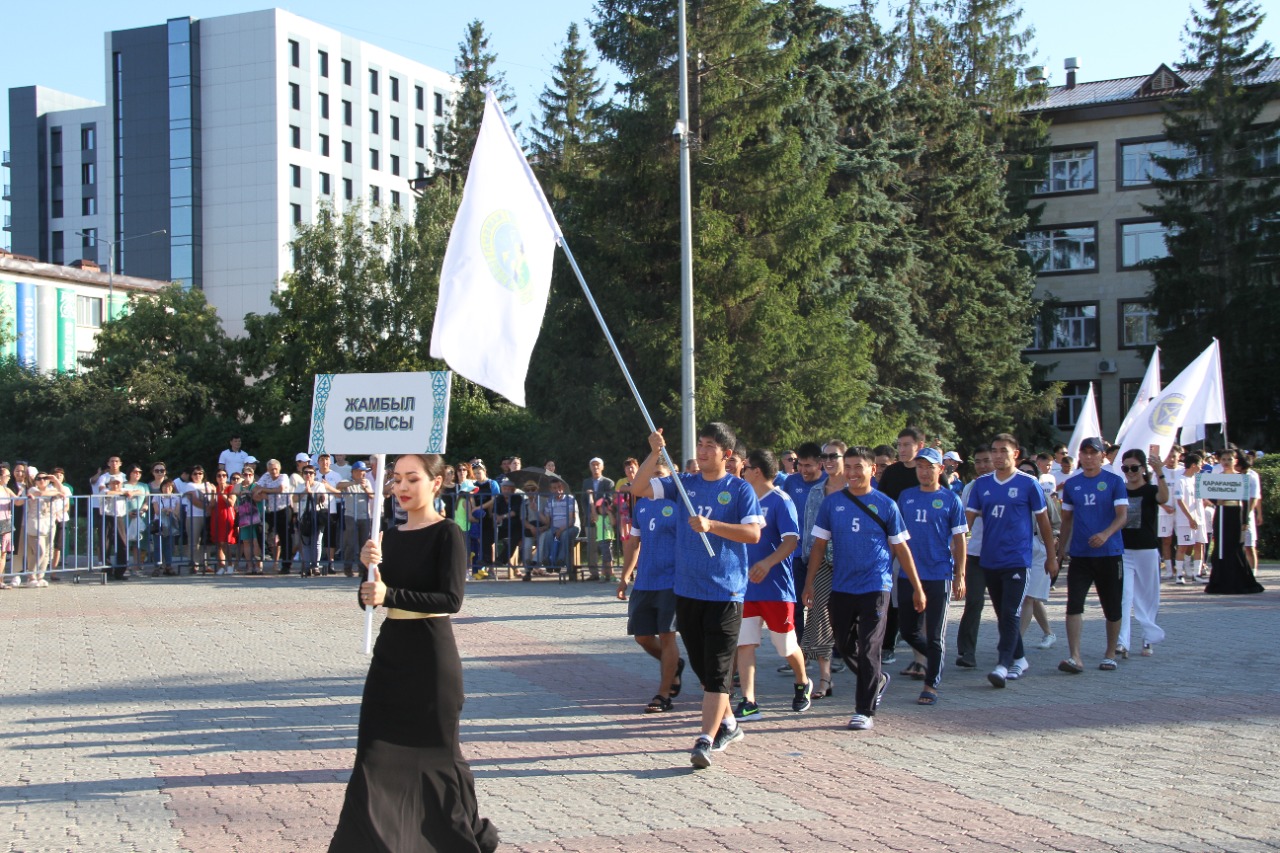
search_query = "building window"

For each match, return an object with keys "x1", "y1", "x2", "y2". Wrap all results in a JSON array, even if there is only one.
[
  {"x1": 370, "y1": 109, "x2": 379, "y2": 134},
  {"x1": 343, "y1": 100, "x2": 352, "y2": 126},
  {"x1": 1053, "y1": 381, "x2": 1093, "y2": 430},
  {"x1": 415, "y1": 85, "x2": 424, "y2": 111},
  {"x1": 290, "y1": 82, "x2": 301, "y2": 110},
  {"x1": 52, "y1": 231, "x2": 65, "y2": 264},
  {"x1": 435, "y1": 130, "x2": 444, "y2": 155},
  {"x1": 291, "y1": 164, "x2": 302, "y2": 188},
  {"x1": 344, "y1": 177, "x2": 354, "y2": 201},
  {"x1": 52, "y1": 165, "x2": 63, "y2": 189},
  {"x1": 391, "y1": 190, "x2": 401, "y2": 209},
  {"x1": 292, "y1": 203, "x2": 303, "y2": 225},
  {"x1": 390, "y1": 76, "x2": 400, "y2": 103},
  {"x1": 1120, "y1": 138, "x2": 1200, "y2": 187},
  {"x1": 371, "y1": 186, "x2": 381, "y2": 206},
  {"x1": 319, "y1": 92, "x2": 329, "y2": 119},
  {"x1": 318, "y1": 50, "x2": 329, "y2": 78},
  {"x1": 320, "y1": 133, "x2": 330, "y2": 157},
  {"x1": 1120, "y1": 300, "x2": 1161, "y2": 348},
  {"x1": 343, "y1": 140, "x2": 352, "y2": 163},
  {"x1": 290, "y1": 125, "x2": 301, "y2": 149},
  {"x1": 416, "y1": 124, "x2": 425, "y2": 148},
  {"x1": 289, "y1": 39, "x2": 300, "y2": 68},
  {"x1": 417, "y1": 161, "x2": 426, "y2": 178},
  {"x1": 370, "y1": 148, "x2": 380, "y2": 170},
  {"x1": 82, "y1": 163, "x2": 96, "y2": 185},
  {"x1": 52, "y1": 198, "x2": 64, "y2": 218},
  {"x1": 81, "y1": 126, "x2": 96, "y2": 150},
  {"x1": 1120, "y1": 220, "x2": 1174, "y2": 268},
  {"x1": 369, "y1": 69, "x2": 379, "y2": 95},
  {"x1": 1036, "y1": 147, "x2": 1096, "y2": 194},
  {"x1": 391, "y1": 115, "x2": 400, "y2": 141},
  {"x1": 391, "y1": 154, "x2": 400, "y2": 176},
  {"x1": 1254, "y1": 130, "x2": 1280, "y2": 170},
  {"x1": 342, "y1": 59, "x2": 352, "y2": 86},
  {"x1": 77, "y1": 295, "x2": 103, "y2": 328},
  {"x1": 51, "y1": 128, "x2": 63, "y2": 154},
  {"x1": 82, "y1": 196, "x2": 97, "y2": 216},
  {"x1": 434, "y1": 92, "x2": 443, "y2": 117},
  {"x1": 320, "y1": 172, "x2": 331, "y2": 195},
  {"x1": 1120, "y1": 379, "x2": 1144, "y2": 416},
  {"x1": 1022, "y1": 225, "x2": 1097, "y2": 274},
  {"x1": 80, "y1": 228, "x2": 96, "y2": 248},
  {"x1": 1030, "y1": 302, "x2": 1099, "y2": 351}
]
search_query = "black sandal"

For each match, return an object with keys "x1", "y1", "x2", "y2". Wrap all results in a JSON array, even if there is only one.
[
  {"x1": 645, "y1": 694, "x2": 672, "y2": 713},
  {"x1": 669, "y1": 658, "x2": 685, "y2": 698},
  {"x1": 812, "y1": 678, "x2": 833, "y2": 699}
]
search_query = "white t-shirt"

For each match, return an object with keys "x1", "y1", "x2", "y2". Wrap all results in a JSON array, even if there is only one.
[
  {"x1": 254, "y1": 472, "x2": 293, "y2": 512},
  {"x1": 94, "y1": 471, "x2": 127, "y2": 516},
  {"x1": 218, "y1": 448, "x2": 250, "y2": 475}
]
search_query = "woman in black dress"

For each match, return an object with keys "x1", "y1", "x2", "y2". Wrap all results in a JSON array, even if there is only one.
[
  {"x1": 1205, "y1": 450, "x2": 1264, "y2": 595},
  {"x1": 330, "y1": 453, "x2": 499, "y2": 853}
]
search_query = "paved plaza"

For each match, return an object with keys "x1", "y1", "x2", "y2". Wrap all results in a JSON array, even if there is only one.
[{"x1": 2, "y1": 565, "x2": 1278, "y2": 852}]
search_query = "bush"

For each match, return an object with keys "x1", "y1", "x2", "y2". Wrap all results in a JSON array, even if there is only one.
[{"x1": 1253, "y1": 455, "x2": 1280, "y2": 560}]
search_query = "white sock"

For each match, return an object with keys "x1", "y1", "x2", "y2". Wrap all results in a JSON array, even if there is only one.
[
  {"x1": 1193, "y1": 560, "x2": 1204, "y2": 575},
  {"x1": 1014, "y1": 657, "x2": 1029, "y2": 670},
  {"x1": 722, "y1": 716, "x2": 738, "y2": 733}
]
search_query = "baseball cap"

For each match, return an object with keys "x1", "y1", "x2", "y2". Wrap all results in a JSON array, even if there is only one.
[
  {"x1": 1080, "y1": 437, "x2": 1106, "y2": 453},
  {"x1": 916, "y1": 447, "x2": 943, "y2": 466},
  {"x1": 943, "y1": 451, "x2": 962, "y2": 463},
  {"x1": 244, "y1": 455, "x2": 258, "y2": 465},
  {"x1": 351, "y1": 461, "x2": 369, "y2": 471},
  {"x1": 295, "y1": 452, "x2": 311, "y2": 462},
  {"x1": 28, "y1": 465, "x2": 39, "y2": 477},
  {"x1": 589, "y1": 456, "x2": 604, "y2": 465}
]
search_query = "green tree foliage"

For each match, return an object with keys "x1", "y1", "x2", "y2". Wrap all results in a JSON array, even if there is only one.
[
  {"x1": 529, "y1": 23, "x2": 607, "y2": 179},
  {"x1": 1145, "y1": 0, "x2": 1280, "y2": 444},
  {"x1": 439, "y1": 20, "x2": 519, "y2": 184}
]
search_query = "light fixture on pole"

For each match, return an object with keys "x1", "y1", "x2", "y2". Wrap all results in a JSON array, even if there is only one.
[{"x1": 73, "y1": 229, "x2": 167, "y2": 321}]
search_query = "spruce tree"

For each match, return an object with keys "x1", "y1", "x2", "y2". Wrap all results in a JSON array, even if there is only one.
[
  {"x1": 529, "y1": 23, "x2": 607, "y2": 178},
  {"x1": 1145, "y1": 0, "x2": 1280, "y2": 443},
  {"x1": 438, "y1": 20, "x2": 518, "y2": 185}
]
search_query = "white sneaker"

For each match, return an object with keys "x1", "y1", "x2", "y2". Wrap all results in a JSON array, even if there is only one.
[
  {"x1": 1008, "y1": 659, "x2": 1029, "y2": 680},
  {"x1": 847, "y1": 713, "x2": 874, "y2": 731},
  {"x1": 1036, "y1": 632, "x2": 1057, "y2": 650},
  {"x1": 988, "y1": 665, "x2": 1008, "y2": 688}
]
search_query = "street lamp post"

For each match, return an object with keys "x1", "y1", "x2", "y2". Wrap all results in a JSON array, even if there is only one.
[{"x1": 73, "y1": 229, "x2": 166, "y2": 321}]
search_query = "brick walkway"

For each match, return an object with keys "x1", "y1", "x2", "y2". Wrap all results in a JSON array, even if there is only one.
[{"x1": 2, "y1": 565, "x2": 1277, "y2": 852}]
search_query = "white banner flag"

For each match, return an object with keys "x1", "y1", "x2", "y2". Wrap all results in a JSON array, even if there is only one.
[
  {"x1": 1118, "y1": 340, "x2": 1220, "y2": 465},
  {"x1": 430, "y1": 90, "x2": 562, "y2": 407},
  {"x1": 1179, "y1": 339, "x2": 1225, "y2": 445},
  {"x1": 1065, "y1": 382, "x2": 1102, "y2": 460},
  {"x1": 1115, "y1": 346, "x2": 1161, "y2": 445}
]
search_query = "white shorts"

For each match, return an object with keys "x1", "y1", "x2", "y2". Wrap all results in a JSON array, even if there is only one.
[
  {"x1": 1158, "y1": 509, "x2": 1176, "y2": 538},
  {"x1": 1176, "y1": 522, "x2": 1208, "y2": 546},
  {"x1": 1024, "y1": 538, "x2": 1051, "y2": 601},
  {"x1": 738, "y1": 612, "x2": 800, "y2": 658},
  {"x1": 1244, "y1": 517, "x2": 1257, "y2": 547}
]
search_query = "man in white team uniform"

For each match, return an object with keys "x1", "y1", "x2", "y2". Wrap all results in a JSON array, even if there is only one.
[
  {"x1": 1173, "y1": 453, "x2": 1207, "y2": 584},
  {"x1": 1156, "y1": 446, "x2": 1184, "y2": 580}
]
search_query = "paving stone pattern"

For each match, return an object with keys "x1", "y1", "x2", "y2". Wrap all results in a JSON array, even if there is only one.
[{"x1": 2, "y1": 567, "x2": 1278, "y2": 852}]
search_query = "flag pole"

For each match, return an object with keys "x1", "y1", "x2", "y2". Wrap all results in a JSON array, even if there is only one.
[
  {"x1": 556, "y1": 241, "x2": 715, "y2": 557},
  {"x1": 362, "y1": 452, "x2": 387, "y2": 654}
]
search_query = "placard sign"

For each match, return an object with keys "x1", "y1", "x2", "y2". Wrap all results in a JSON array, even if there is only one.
[
  {"x1": 309, "y1": 371, "x2": 451, "y2": 455},
  {"x1": 1195, "y1": 473, "x2": 1251, "y2": 501}
]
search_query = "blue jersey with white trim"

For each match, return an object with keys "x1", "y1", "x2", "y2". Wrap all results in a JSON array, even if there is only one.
[
  {"x1": 966, "y1": 470, "x2": 1046, "y2": 570},
  {"x1": 1061, "y1": 469, "x2": 1128, "y2": 558},
  {"x1": 651, "y1": 473, "x2": 764, "y2": 602},
  {"x1": 898, "y1": 486, "x2": 968, "y2": 581},
  {"x1": 631, "y1": 497, "x2": 677, "y2": 591},
  {"x1": 811, "y1": 488, "x2": 908, "y2": 595},
  {"x1": 745, "y1": 488, "x2": 800, "y2": 602}
]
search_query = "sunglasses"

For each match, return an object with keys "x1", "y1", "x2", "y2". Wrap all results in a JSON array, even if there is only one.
[
  {"x1": 153, "y1": 468, "x2": 166, "y2": 473},
  {"x1": 821, "y1": 453, "x2": 841, "y2": 461},
  {"x1": 1120, "y1": 465, "x2": 1143, "y2": 473}
]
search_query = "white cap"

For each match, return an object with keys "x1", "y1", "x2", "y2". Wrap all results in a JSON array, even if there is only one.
[
  {"x1": 244, "y1": 456, "x2": 258, "y2": 465},
  {"x1": 589, "y1": 457, "x2": 604, "y2": 465},
  {"x1": 28, "y1": 466, "x2": 39, "y2": 476},
  {"x1": 295, "y1": 452, "x2": 310, "y2": 462},
  {"x1": 943, "y1": 451, "x2": 962, "y2": 463}
]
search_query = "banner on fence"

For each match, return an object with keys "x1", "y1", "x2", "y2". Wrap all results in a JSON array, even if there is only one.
[{"x1": 309, "y1": 371, "x2": 452, "y2": 455}]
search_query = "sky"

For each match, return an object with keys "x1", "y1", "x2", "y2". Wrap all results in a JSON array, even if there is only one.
[{"x1": 3, "y1": 0, "x2": 1279, "y2": 245}]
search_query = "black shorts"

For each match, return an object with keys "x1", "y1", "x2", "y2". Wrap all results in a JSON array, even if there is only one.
[
  {"x1": 675, "y1": 596, "x2": 742, "y2": 695},
  {"x1": 1066, "y1": 555, "x2": 1123, "y2": 620},
  {"x1": 628, "y1": 588, "x2": 678, "y2": 636}
]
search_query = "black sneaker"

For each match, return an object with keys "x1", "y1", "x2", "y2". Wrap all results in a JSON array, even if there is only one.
[
  {"x1": 690, "y1": 737, "x2": 712, "y2": 769},
  {"x1": 712, "y1": 723, "x2": 744, "y2": 752},
  {"x1": 776, "y1": 664, "x2": 794, "y2": 675},
  {"x1": 955, "y1": 657, "x2": 976, "y2": 668},
  {"x1": 792, "y1": 681, "x2": 813, "y2": 713},
  {"x1": 873, "y1": 672, "x2": 890, "y2": 712},
  {"x1": 734, "y1": 700, "x2": 761, "y2": 720}
]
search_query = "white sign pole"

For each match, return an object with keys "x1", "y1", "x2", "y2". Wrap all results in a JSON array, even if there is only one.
[{"x1": 363, "y1": 453, "x2": 387, "y2": 655}]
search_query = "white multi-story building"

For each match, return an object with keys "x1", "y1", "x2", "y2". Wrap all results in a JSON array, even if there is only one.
[{"x1": 5, "y1": 9, "x2": 457, "y2": 335}]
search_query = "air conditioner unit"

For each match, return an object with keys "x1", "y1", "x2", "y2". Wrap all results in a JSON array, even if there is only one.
[{"x1": 1097, "y1": 359, "x2": 1118, "y2": 374}]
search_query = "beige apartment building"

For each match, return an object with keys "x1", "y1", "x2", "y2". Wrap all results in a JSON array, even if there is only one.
[{"x1": 1023, "y1": 57, "x2": 1280, "y2": 439}]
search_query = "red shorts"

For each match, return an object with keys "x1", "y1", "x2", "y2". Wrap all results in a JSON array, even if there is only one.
[{"x1": 741, "y1": 600, "x2": 795, "y2": 634}]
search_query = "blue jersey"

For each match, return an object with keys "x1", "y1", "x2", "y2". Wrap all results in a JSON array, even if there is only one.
[
  {"x1": 631, "y1": 498, "x2": 677, "y2": 591},
  {"x1": 1061, "y1": 469, "x2": 1128, "y2": 558},
  {"x1": 966, "y1": 470, "x2": 1047, "y2": 571},
  {"x1": 782, "y1": 471, "x2": 826, "y2": 510},
  {"x1": 745, "y1": 488, "x2": 800, "y2": 602},
  {"x1": 811, "y1": 488, "x2": 908, "y2": 595},
  {"x1": 652, "y1": 473, "x2": 764, "y2": 602},
  {"x1": 898, "y1": 486, "x2": 967, "y2": 581}
]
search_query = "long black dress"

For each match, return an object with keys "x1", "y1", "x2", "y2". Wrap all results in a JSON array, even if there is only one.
[
  {"x1": 1205, "y1": 503, "x2": 1264, "y2": 595},
  {"x1": 329, "y1": 520, "x2": 499, "y2": 853}
]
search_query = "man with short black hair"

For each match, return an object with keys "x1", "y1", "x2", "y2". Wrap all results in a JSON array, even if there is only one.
[
  {"x1": 781, "y1": 441, "x2": 826, "y2": 645},
  {"x1": 218, "y1": 436, "x2": 250, "y2": 475},
  {"x1": 873, "y1": 427, "x2": 927, "y2": 665},
  {"x1": 633, "y1": 422, "x2": 763, "y2": 768}
]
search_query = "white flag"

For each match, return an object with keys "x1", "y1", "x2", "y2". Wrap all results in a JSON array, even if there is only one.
[
  {"x1": 1065, "y1": 382, "x2": 1102, "y2": 460},
  {"x1": 1179, "y1": 338, "x2": 1226, "y2": 445},
  {"x1": 1115, "y1": 346, "x2": 1161, "y2": 445},
  {"x1": 430, "y1": 90, "x2": 562, "y2": 407},
  {"x1": 1118, "y1": 340, "x2": 1220, "y2": 465}
]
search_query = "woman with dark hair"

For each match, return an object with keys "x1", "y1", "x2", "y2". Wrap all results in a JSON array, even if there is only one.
[
  {"x1": 1205, "y1": 450, "x2": 1265, "y2": 595},
  {"x1": 329, "y1": 453, "x2": 498, "y2": 853},
  {"x1": 1117, "y1": 448, "x2": 1169, "y2": 656}
]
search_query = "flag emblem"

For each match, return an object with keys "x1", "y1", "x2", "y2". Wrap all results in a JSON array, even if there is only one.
[
  {"x1": 1148, "y1": 393, "x2": 1186, "y2": 437},
  {"x1": 481, "y1": 210, "x2": 535, "y2": 301}
]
